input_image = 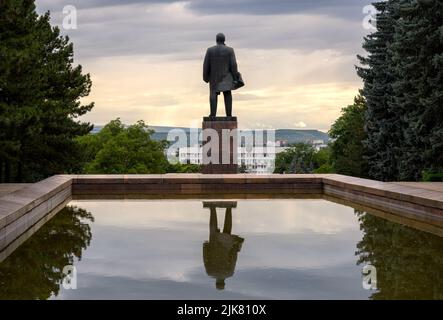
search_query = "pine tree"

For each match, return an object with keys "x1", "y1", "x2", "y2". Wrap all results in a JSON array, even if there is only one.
[
  {"x1": 0, "y1": 0, "x2": 93, "y2": 182},
  {"x1": 358, "y1": 0, "x2": 443, "y2": 181},
  {"x1": 390, "y1": 0, "x2": 443, "y2": 180},
  {"x1": 357, "y1": 1, "x2": 401, "y2": 181}
]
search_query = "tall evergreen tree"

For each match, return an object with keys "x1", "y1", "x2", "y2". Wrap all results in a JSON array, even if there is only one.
[
  {"x1": 390, "y1": 0, "x2": 443, "y2": 180},
  {"x1": 358, "y1": 0, "x2": 443, "y2": 181},
  {"x1": 0, "y1": 0, "x2": 93, "y2": 182},
  {"x1": 357, "y1": 1, "x2": 401, "y2": 181}
]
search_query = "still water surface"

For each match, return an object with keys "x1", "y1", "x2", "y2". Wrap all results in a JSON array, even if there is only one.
[{"x1": 0, "y1": 199, "x2": 442, "y2": 299}]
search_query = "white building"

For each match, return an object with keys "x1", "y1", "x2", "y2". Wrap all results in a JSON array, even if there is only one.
[
  {"x1": 312, "y1": 139, "x2": 328, "y2": 151},
  {"x1": 179, "y1": 143, "x2": 288, "y2": 174}
]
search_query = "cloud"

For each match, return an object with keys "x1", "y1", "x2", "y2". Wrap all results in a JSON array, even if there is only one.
[
  {"x1": 79, "y1": 49, "x2": 360, "y2": 129},
  {"x1": 37, "y1": 1, "x2": 369, "y2": 59},
  {"x1": 294, "y1": 121, "x2": 307, "y2": 128},
  {"x1": 34, "y1": 0, "x2": 368, "y2": 129},
  {"x1": 187, "y1": 0, "x2": 370, "y2": 20},
  {"x1": 36, "y1": 0, "x2": 176, "y2": 11},
  {"x1": 38, "y1": 0, "x2": 371, "y2": 21},
  {"x1": 233, "y1": 93, "x2": 270, "y2": 101}
]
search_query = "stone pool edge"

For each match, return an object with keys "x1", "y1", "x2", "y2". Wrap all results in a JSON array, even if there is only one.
[{"x1": 1, "y1": 173, "x2": 443, "y2": 253}]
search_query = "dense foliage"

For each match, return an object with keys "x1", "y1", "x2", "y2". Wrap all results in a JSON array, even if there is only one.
[
  {"x1": 357, "y1": 0, "x2": 443, "y2": 181},
  {"x1": 77, "y1": 119, "x2": 200, "y2": 174},
  {"x1": 0, "y1": 0, "x2": 94, "y2": 182},
  {"x1": 328, "y1": 95, "x2": 368, "y2": 178},
  {"x1": 0, "y1": 206, "x2": 94, "y2": 299},
  {"x1": 274, "y1": 143, "x2": 333, "y2": 174},
  {"x1": 356, "y1": 210, "x2": 443, "y2": 299}
]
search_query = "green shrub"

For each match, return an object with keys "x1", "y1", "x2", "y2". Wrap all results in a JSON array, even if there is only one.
[{"x1": 422, "y1": 172, "x2": 443, "y2": 182}]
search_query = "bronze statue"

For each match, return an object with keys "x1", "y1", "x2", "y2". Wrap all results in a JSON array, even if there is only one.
[
  {"x1": 203, "y1": 33, "x2": 244, "y2": 118},
  {"x1": 202, "y1": 201, "x2": 244, "y2": 290}
]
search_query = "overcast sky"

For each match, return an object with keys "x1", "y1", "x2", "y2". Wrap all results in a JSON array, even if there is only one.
[{"x1": 36, "y1": 0, "x2": 373, "y2": 131}]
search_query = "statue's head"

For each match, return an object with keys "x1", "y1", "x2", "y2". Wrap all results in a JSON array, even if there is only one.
[
  {"x1": 216, "y1": 33, "x2": 225, "y2": 44},
  {"x1": 216, "y1": 278, "x2": 225, "y2": 290}
]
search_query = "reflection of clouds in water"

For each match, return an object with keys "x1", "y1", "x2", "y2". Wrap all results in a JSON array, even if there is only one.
[
  {"x1": 62, "y1": 199, "x2": 365, "y2": 299},
  {"x1": 55, "y1": 264, "x2": 369, "y2": 300},
  {"x1": 71, "y1": 199, "x2": 360, "y2": 234},
  {"x1": 185, "y1": 264, "x2": 370, "y2": 300},
  {"x1": 239, "y1": 232, "x2": 360, "y2": 269},
  {"x1": 71, "y1": 200, "x2": 207, "y2": 229},
  {"x1": 53, "y1": 273, "x2": 255, "y2": 300},
  {"x1": 74, "y1": 227, "x2": 205, "y2": 283},
  {"x1": 235, "y1": 199, "x2": 360, "y2": 234}
]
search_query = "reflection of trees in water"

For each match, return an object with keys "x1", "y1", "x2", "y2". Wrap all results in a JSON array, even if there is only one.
[
  {"x1": 0, "y1": 206, "x2": 94, "y2": 300},
  {"x1": 355, "y1": 210, "x2": 443, "y2": 300}
]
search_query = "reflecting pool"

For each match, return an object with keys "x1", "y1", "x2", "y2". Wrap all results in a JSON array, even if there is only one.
[{"x1": 0, "y1": 199, "x2": 442, "y2": 299}]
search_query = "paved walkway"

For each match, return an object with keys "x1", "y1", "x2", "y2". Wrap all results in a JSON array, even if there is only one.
[
  {"x1": 0, "y1": 184, "x2": 30, "y2": 197},
  {"x1": 391, "y1": 182, "x2": 443, "y2": 194}
]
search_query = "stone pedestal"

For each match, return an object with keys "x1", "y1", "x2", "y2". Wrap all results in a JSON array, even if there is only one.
[{"x1": 201, "y1": 117, "x2": 238, "y2": 174}]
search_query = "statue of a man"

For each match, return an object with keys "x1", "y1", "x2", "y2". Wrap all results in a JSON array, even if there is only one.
[{"x1": 203, "y1": 33, "x2": 243, "y2": 118}]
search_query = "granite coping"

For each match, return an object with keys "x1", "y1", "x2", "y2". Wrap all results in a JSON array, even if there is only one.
[
  {"x1": 0, "y1": 184, "x2": 31, "y2": 197},
  {"x1": 71, "y1": 173, "x2": 443, "y2": 208},
  {"x1": 0, "y1": 175, "x2": 72, "y2": 229},
  {"x1": 71, "y1": 173, "x2": 324, "y2": 184},
  {"x1": 1, "y1": 174, "x2": 443, "y2": 232},
  {"x1": 322, "y1": 174, "x2": 443, "y2": 210},
  {"x1": 391, "y1": 182, "x2": 443, "y2": 193},
  {"x1": 323, "y1": 194, "x2": 443, "y2": 237}
]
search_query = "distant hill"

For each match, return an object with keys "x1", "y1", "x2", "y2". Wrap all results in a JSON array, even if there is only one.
[
  {"x1": 149, "y1": 126, "x2": 329, "y2": 144},
  {"x1": 91, "y1": 125, "x2": 329, "y2": 145},
  {"x1": 274, "y1": 129, "x2": 329, "y2": 144}
]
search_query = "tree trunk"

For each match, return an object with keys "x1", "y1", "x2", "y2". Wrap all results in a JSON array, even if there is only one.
[
  {"x1": 16, "y1": 159, "x2": 23, "y2": 183},
  {"x1": 4, "y1": 159, "x2": 11, "y2": 183}
]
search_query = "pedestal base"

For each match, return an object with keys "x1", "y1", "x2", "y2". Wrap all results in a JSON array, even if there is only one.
[
  {"x1": 203, "y1": 116, "x2": 237, "y2": 122},
  {"x1": 201, "y1": 117, "x2": 238, "y2": 174}
]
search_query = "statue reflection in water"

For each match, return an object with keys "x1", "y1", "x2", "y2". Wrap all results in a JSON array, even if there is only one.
[{"x1": 202, "y1": 201, "x2": 244, "y2": 290}]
